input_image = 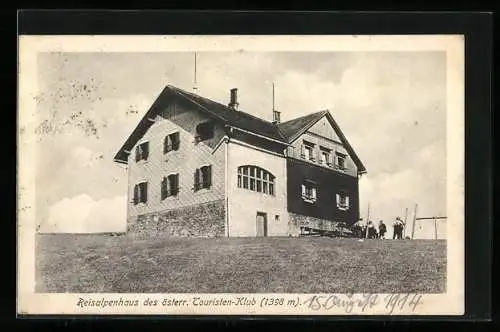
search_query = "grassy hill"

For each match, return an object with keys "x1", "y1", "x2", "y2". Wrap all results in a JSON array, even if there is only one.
[{"x1": 36, "y1": 234, "x2": 446, "y2": 293}]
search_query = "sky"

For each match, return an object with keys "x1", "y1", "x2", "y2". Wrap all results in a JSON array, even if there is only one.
[{"x1": 34, "y1": 51, "x2": 447, "y2": 238}]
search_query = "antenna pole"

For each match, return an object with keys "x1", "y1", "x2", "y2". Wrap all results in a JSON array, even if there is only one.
[
  {"x1": 193, "y1": 52, "x2": 198, "y2": 92},
  {"x1": 272, "y1": 82, "x2": 275, "y2": 111}
]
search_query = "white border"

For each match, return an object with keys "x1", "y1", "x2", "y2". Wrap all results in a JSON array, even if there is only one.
[{"x1": 17, "y1": 35, "x2": 464, "y2": 316}]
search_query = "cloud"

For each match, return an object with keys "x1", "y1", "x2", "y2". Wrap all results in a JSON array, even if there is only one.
[{"x1": 41, "y1": 194, "x2": 127, "y2": 233}]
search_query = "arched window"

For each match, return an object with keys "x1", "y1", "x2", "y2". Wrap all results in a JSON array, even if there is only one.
[{"x1": 237, "y1": 166, "x2": 275, "y2": 195}]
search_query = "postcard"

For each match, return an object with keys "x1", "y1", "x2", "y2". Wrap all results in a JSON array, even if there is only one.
[{"x1": 17, "y1": 35, "x2": 464, "y2": 315}]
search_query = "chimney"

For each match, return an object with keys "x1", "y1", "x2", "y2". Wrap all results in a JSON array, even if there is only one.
[
  {"x1": 273, "y1": 110, "x2": 281, "y2": 124},
  {"x1": 228, "y1": 88, "x2": 239, "y2": 110},
  {"x1": 271, "y1": 83, "x2": 280, "y2": 124}
]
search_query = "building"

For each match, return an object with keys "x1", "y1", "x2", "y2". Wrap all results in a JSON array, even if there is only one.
[{"x1": 114, "y1": 85, "x2": 367, "y2": 238}]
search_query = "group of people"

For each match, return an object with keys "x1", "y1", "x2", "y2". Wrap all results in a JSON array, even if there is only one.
[{"x1": 352, "y1": 217, "x2": 406, "y2": 239}]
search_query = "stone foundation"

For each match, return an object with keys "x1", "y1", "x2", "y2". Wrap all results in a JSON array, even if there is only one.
[
  {"x1": 288, "y1": 213, "x2": 343, "y2": 235},
  {"x1": 128, "y1": 199, "x2": 225, "y2": 238}
]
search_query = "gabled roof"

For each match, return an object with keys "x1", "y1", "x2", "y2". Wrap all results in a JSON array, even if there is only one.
[
  {"x1": 113, "y1": 84, "x2": 366, "y2": 174},
  {"x1": 278, "y1": 110, "x2": 367, "y2": 174},
  {"x1": 277, "y1": 110, "x2": 329, "y2": 142}
]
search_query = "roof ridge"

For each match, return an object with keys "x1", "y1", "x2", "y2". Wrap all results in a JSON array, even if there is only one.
[
  {"x1": 168, "y1": 84, "x2": 275, "y2": 123},
  {"x1": 280, "y1": 109, "x2": 328, "y2": 125}
]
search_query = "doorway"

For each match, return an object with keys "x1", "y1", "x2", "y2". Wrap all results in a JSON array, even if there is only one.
[{"x1": 256, "y1": 212, "x2": 268, "y2": 237}]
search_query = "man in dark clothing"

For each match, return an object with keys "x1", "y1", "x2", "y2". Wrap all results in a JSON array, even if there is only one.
[
  {"x1": 393, "y1": 217, "x2": 404, "y2": 239},
  {"x1": 367, "y1": 221, "x2": 377, "y2": 239},
  {"x1": 378, "y1": 220, "x2": 387, "y2": 239}
]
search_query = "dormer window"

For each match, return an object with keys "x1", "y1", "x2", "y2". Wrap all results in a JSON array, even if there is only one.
[
  {"x1": 301, "y1": 180, "x2": 317, "y2": 203},
  {"x1": 301, "y1": 141, "x2": 315, "y2": 162},
  {"x1": 320, "y1": 147, "x2": 331, "y2": 166},
  {"x1": 164, "y1": 132, "x2": 180, "y2": 153},
  {"x1": 195, "y1": 121, "x2": 214, "y2": 142},
  {"x1": 135, "y1": 141, "x2": 149, "y2": 162},
  {"x1": 336, "y1": 152, "x2": 347, "y2": 170}
]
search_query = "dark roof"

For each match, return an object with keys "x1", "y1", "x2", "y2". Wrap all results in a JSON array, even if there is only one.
[
  {"x1": 277, "y1": 110, "x2": 329, "y2": 142},
  {"x1": 113, "y1": 84, "x2": 366, "y2": 174},
  {"x1": 168, "y1": 85, "x2": 284, "y2": 141}
]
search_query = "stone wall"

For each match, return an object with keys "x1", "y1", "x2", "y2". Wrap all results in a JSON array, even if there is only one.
[
  {"x1": 128, "y1": 199, "x2": 225, "y2": 238},
  {"x1": 288, "y1": 212, "x2": 344, "y2": 236}
]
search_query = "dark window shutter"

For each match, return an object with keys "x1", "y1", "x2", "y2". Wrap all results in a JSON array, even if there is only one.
[
  {"x1": 173, "y1": 174, "x2": 179, "y2": 195},
  {"x1": 206, "y1": 165, "x2": 212, "y2": 188},
  {"x1": 173, "y1": 132, "x2": 180, "y2": 150},
  {"x1": 161, "y1": 177, "x2": 167, "y2": 199},
  {"x1": 135, "y1": 146, "x2": 141, "y2": 162},
  {"x1": 194, "y1": 169, "x2": 200, "y2": 191},
  {"x1": 139, "y1": 182, "x2": 147, "y2": 203},
  {"x1": 143, "y1": 143, "x2": 149, "y2": 160},
  {"x1": 133, "y1": 185, "x2": 139, "y2": 204}
]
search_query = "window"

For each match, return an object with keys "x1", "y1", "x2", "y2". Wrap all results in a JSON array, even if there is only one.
[
  {"x1": 320, "y1": 147, "x2": 331, "y2": 165},
  {"x1": 161, "y1": 174, "x2": 179, "y2": 199},
  {"x1": 135, "y1": 141, "x2": 149, "y2": 162},
  {"x1": 194, "y1": 165, "x2": 212, "y2": 191},
  {"x1": 195, "y1": 121, "x2": 214, "y2": 142},
  {"x1": 164, "y1": 132, "x2": 180, "y2": 153},
  {"x1": 133, "y1": 182, "x2": 148, "y2": 205},
  {"x1": 237, "y1": 166, "x2": 275, "y2": 195},
  {"x1": 336, "y1": 192, "x2": 350, "y2": 210},
  {"x1": 301, "y1": 141, "x2": 315, "y2": 161},
  {"x1": 336, "y1": 152, "x2": 347, "y2": 170},
  {"x1": 301, "y1": 181, "x2": 317, "y2": 203}
]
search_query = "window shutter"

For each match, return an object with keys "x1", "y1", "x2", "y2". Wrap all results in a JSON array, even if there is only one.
[
  {"x1": 301, "y1": 184, "x2": 306, "y2": 196},
  {"x1": 172, "y1": 174, "x2": 179, "y2": 195},
  {"x1": 194, "y1": 169, "x2": 200, "y2": 191},
  {"x1": 346, "y1": 196, "x2": 350, "y2": 208},
  {"x1": 143, "y1": 143, "x2": 149, "y2": 160},
  {"x1": 161, "y1": 177, "x2": 167, "y2": 199},
  {"x1": 173, "y1": 132, "x2": 180, "y2": 150},
  {"x1": 207, "y1": 166, "x2": 212, "y2": 187},
  {"x1": 142, "y1": 183, "x2": 148, "y2": 203},
  {"x1": 312, "y1": 188, "x2": 317, "y2": 200},
  {"x1": 133, "y1": 185, "x2": 139, "y2": 204},
  {"x1": 135, "y1": 146, "x2": 141, "y2": 162},
  {"x1": 301, "y1": 145, "x2": 305, "y2": 158},
  {"x1": 336, "y1": 194, "x2": 340, "y2": 206}
]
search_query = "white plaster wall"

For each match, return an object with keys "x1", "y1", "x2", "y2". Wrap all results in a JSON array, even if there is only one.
[{"x1": 226, "y1": 140, "x2": 289, "y2": 237}]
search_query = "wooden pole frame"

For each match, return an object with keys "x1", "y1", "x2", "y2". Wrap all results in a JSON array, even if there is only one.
[
  {"x1": 411, "y1": 204, "x2": 418, "y2": 240},
  {"x1": 414, "y1": 216, "x2": 446, "y2": 240},
  {"x1": 365, "y1": 203, "x2": 370, "y2": 239}
]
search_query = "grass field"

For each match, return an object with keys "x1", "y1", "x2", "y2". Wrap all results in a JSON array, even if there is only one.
[{"x1": 35, "y1": 234, "x2": 446, "y2": 293}]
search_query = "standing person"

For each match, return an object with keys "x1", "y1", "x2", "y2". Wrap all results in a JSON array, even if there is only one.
[
  {"x1": 378, "y1": 220, "x2": 387, "y2": 239},
  {"x1": 393, "y1": 217, "x2": 404, "y2": 239},
  {"x1": 367, "y1": 220, "x2": 376, "y2": 239},
  {"x1": 393, "y1": 217, "x2": 401, "y2": 239},
  {"x1": 352, "y1": 219, "x2": 362, "y2": 238},
  {"x1": 398, "y1": 218, "x2": 406, "y2": 239}
]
